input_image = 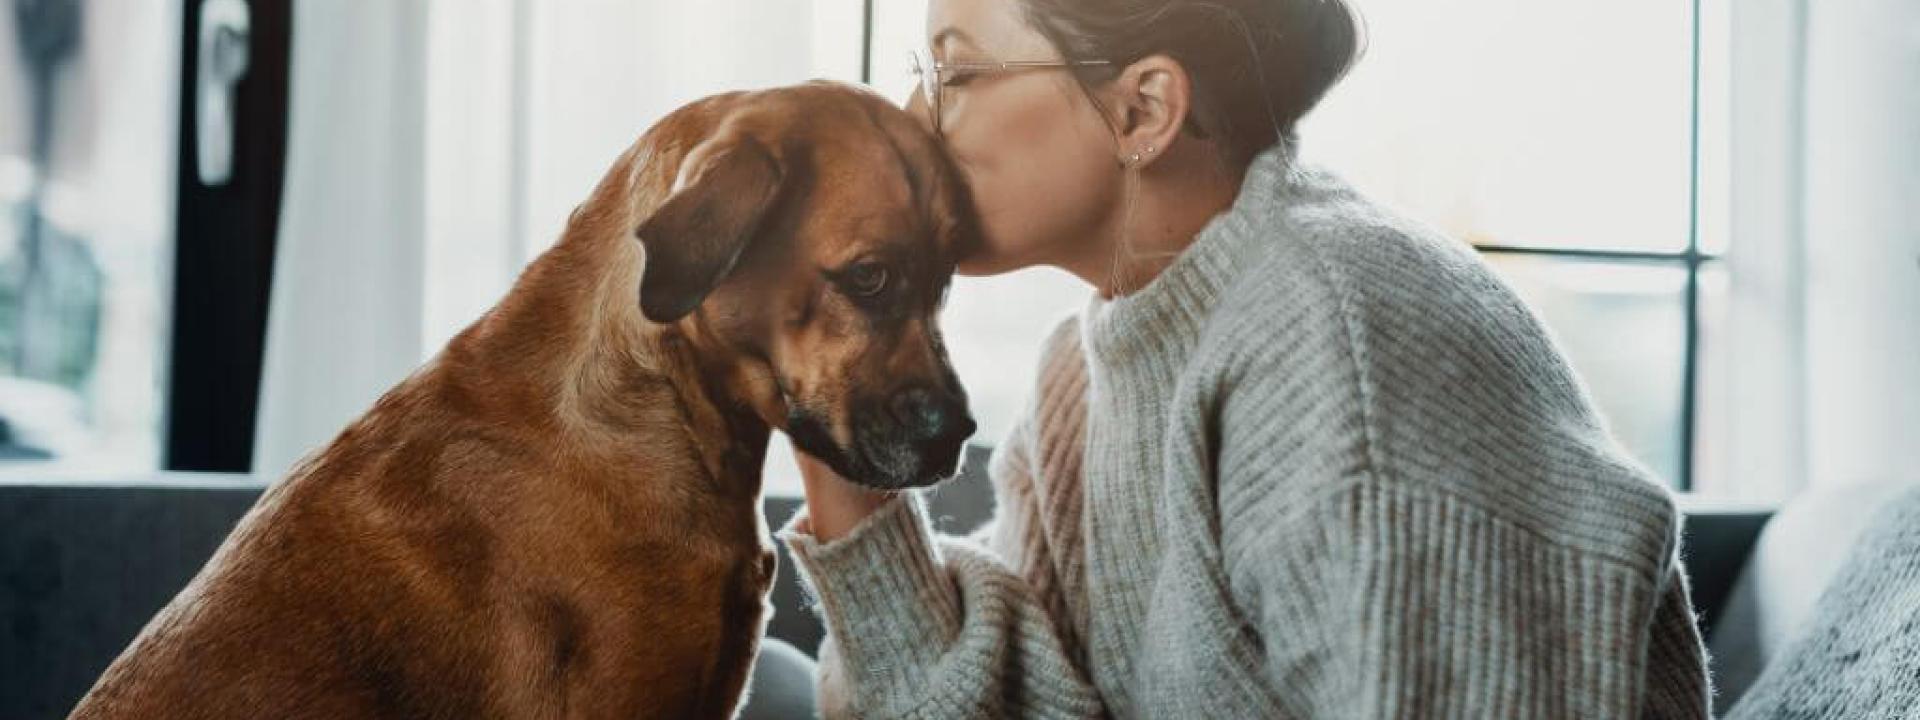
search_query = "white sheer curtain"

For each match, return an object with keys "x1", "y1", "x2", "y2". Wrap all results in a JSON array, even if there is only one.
[
  {"x1": 254, "y1": 0, "x2": 429, "y2": 479},
  {"x1": 256, "y1": 0, "x2": 849, "y2": 483}
]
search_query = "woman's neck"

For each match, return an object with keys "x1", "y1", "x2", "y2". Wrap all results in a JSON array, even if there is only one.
[{"x1": 1061, "y1": 149, "x2": 1244, "y2": 299}]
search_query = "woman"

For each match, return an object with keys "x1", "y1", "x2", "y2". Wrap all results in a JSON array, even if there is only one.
[{"x1": 782, "y1": 0, "x2": 1711, "y2": 717}]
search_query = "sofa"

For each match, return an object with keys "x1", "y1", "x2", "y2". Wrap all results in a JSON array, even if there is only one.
[{"x1": 1, "y1": 463, "x2": 1904, "y2": 718}]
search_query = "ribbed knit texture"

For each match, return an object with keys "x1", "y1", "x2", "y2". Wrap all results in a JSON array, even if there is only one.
[
  {"x1": 780, "y1": 144, "x2": 1712, "y2": 719},
  {"x1": 1726, "y1": 486, "x2": 1920, "y2": 720}
]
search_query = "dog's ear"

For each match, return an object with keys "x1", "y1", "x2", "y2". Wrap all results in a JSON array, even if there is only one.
[{"x1": 635, "y1": 136, "x2": 783, "y2": 323}]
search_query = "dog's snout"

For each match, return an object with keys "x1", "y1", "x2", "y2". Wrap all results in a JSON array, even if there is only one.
[{"x1": 891, "y1": 386, "x2": 975, "y2": 443}]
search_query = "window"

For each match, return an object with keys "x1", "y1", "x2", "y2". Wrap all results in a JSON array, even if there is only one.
[
  {"x1": 1306, "y1": 0, "x2": 1731, "y2": 491},
  {"x1": 0, "y1": 2, "x2": 179, "y2": 475},
  {"x1": 864, "y1": 0, "x2": 1732, "y2": 491},
  {"x1": 0, "y1": 0, "x2": 292, "y2": 479}
]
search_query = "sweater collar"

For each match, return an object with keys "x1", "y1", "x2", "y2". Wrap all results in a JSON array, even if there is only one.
[{"x1": 1081, "y1": 141, "x2": 1297, "y2": 368}]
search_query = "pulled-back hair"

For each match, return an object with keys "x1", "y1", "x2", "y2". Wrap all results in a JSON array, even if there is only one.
[{"x1": 1019, "y1": 0, "x2": 1365, "y2": 168}]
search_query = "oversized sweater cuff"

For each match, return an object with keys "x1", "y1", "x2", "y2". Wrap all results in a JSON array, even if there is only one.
[{"x1": 778, "y1": 492, "x2": 963, "y2": 691}]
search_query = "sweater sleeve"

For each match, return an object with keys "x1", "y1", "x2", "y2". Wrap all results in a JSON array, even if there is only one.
[
  {"x1": 778, "y1": 338, "x2": 1105, "y2": 719},
  {"x1": 1642, "y1": 560, "x2": 1714, "y2": 718},
  {"x1": 1202, "y1": 242, "x2": 1712, "y2": 718},
  {"x1": 1222, "y1": 474, "x2": 1710, "y2": 719}
]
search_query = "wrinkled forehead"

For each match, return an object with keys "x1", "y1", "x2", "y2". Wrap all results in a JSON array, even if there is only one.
[{"x1": 776, "y1": 89, "x2": 972, "y2": 268}]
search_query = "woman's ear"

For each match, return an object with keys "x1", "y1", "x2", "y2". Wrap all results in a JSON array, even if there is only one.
[{"x1": 1107, "y1": 54, "x2": 1192, "y2": 169}]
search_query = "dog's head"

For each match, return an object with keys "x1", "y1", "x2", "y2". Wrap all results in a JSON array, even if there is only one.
[{"x1": 632, "y1": 82, "x2": 977, "y2": 490}]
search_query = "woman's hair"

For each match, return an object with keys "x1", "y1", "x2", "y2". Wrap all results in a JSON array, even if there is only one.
[{"x1": 1019, "y1": 0, "x2": 1365, "y2": 169}]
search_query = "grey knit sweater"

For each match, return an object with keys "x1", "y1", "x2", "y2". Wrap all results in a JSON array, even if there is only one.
[{"x1": 779, "y1": 144, "x2": 1712, "y2": 718}]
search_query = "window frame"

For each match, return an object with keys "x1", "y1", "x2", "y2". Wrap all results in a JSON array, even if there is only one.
[
  {"x1": 1474, "y1": 0, "x2": 1713, "y2": 491},
  {"x1": 164, "y1": 0, "x2": 292, "y2": 473}
]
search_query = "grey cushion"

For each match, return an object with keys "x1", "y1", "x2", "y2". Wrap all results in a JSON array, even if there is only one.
[
  {"x1": 1724, "y1": 484, "x2": 1920, "y2": 719},
  {"x1": 1709, "y1": 480, "x2": 1920, "y2": 709},
  {"x1": 738, "y1": 638, "x2": 818, "y2": 720},
  {"x1": 2, "y1": 478, "x2": 827, "y2": 719}
]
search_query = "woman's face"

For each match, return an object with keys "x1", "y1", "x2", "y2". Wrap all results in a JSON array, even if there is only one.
[{"x1": 918, "y1": 0, "x2": 1124, "y2": 276}]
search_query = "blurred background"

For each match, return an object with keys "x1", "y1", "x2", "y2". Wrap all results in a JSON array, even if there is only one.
[
  {"x1": 0, "y1": 0, "x2": 1913, "y2": 499},
  {"x1": 1, "y1": 2, "x2": 1916, "y2": 717}
]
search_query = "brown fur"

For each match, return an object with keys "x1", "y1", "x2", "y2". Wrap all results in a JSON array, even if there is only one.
[{"x1": 68, "y1": 82, "x2": 972, "y2": 720}]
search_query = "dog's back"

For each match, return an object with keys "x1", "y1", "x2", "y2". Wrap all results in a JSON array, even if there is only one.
[
  {"x1": 73, "y1": 349, "x2": 773, "y2": 719},
  {"x1": 68, "y1": 80, "x2": 975, "y2": 720},
  {"x1": 74, "y1": 367, "x2": 546, "y2": 719}
]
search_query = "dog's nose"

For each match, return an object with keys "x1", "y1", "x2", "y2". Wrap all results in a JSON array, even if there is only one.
[{"x1": 890, "y1": 386, "x2": 976, "y2": 443}]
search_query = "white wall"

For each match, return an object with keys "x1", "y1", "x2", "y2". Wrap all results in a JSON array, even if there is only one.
[
  {"x1": 1799, "y1": 0, "x2": 1920, "y2": 487},
  {"x1": 1705, "y1": 0, "x2": 1811, "y2": 500},
  {"x1": 1716, "y1": 0, "x2": 1920, "y2": 496}
]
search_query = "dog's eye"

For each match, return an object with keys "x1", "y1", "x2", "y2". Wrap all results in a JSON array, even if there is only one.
[{"x1": 847, "y1": 263, "x2": 890, "y2": 297}]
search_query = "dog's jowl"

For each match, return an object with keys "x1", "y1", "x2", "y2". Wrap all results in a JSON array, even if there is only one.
[{"x1": 68, "y1": 82, "x2": 976, "y2": 720}]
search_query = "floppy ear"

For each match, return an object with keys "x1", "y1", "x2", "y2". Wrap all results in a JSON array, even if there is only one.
[{"x1": 634, "y1": 136, "x2": 783, "y2": 323}]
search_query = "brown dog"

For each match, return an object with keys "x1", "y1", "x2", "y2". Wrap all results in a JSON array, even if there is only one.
[{"x1": 68, "y1": 82, "x2": 976, "y2": 719}]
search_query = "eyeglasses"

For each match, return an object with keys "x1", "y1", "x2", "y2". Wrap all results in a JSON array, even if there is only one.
[{"x1": 909, "y1": 49, "x2": 1112, "y2": 137}]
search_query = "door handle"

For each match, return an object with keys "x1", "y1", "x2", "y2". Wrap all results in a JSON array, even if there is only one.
[{"x1": 195, "y1": 0, "x2": 250, "y2": 187}]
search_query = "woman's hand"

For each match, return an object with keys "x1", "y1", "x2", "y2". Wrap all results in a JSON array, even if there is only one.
[{"x1": 793, "y1": 449, "x2": 895, "y2": 542}]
